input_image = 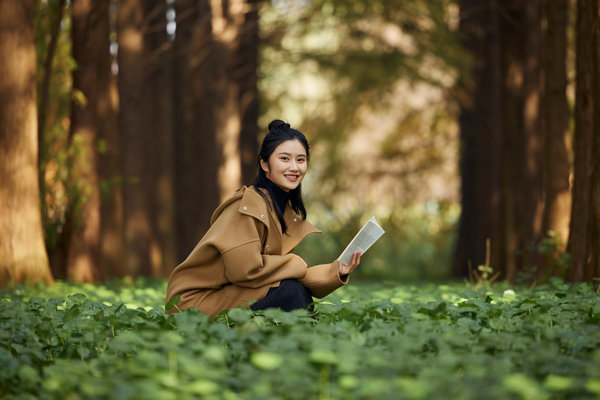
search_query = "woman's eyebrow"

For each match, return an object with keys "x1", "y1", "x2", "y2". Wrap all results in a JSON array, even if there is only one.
[{"x1": 277, "y1": 152, "x2": 307, "y2": 157}]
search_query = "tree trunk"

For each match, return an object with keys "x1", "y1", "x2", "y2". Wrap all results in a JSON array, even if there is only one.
[
  {"x1": 117, "y1": 0, "x2": 155, "y2": 276},
  {"x1": 172, "y1": 0, "x2": 253, "y2": 261},
  {"x1": 237, "y1": 0, "x2": 261, "y2": 185},
  {"x1": 455, "y1": 0, "x2": 545, "y2": 282},
  {"x1": 172, "y1": 0, "x2": 220, "y2": 260},
  {"x1": 541, "y1": 0, "x2": 571, "y2": 250},
  {"x1": 0, "y1": 0, "x2": 54, "y2": 286},
  {"x1": 454, "y1": 0, "x2": 503, "y2": 277},
  {"x1": 59, "y1": 0, "x2": 115, "y2": 282},
  {"x1": 145, "y1": 2, "x2": 177, "y2": 277},
  {"x1": 567, "y1": 0, "x2": 600, "y2": 282}
]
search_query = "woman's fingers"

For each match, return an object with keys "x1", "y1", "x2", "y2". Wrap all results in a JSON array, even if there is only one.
[{"x1": 339, "y1": 251, "x2": 361, "y2": 275}]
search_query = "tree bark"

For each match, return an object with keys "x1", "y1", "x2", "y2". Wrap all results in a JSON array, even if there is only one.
[
  {"x1": 0, "y1": 0, "x2": 54, "y2": 286},
  {"x1": 454, "y1": 0, "x2": 503, "y2": 277},
  {"x1": 117, "y1": 0, "x2": 155, "y2": 276},
  {"x1": 145, "y1": 1, "x2": 177, "y2": 277},
  {"x1": 237, "y1": 0, "x2": 261, "y2": 185},
  {"x1": 171, "y1": 0, "x2": 252, "y2": 260},
  {"x1": 172, "y1": 0, "x2": 220, "y2": 260},
  {"x1": 567, "y1": 0, "x2": 600, "y2": 282},
  {"x1": 541, "y1": 0, "x2": 571, "y2": 250},
  {"x1": 455, "y1": 0, "x2": 546, "y2": 281},
  {"x1": 62, "y1": 0, "x2": 115, "y2": 282}
]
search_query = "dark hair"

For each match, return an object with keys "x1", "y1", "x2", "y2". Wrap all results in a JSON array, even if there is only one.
[{"x1": 253, "y1": 119, "x2": 310, "y2": 233}]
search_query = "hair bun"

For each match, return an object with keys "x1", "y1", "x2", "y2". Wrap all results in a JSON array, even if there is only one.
[{"x1": 268, "y1": 119, "x2": 290, "y2": 131}]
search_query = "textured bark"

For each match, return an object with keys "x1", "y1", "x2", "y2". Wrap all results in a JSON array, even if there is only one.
[
  {"x1": 567, "y1": 0, "x2": 600, "y2": 282},
  {"x1": 0, "y1": 0, "x2": 54, "y2": 286},
  {"x1": 117, "y1": 0, "x2": 155, "y2": 276},
  {"x1": 542, "y1": 0, "x2": 571, "y2": 249},
  {"x1": 171, "y1": 0, "x2": 251, "y2": 261},
  {"x1": 454, "y1": 0, "x2": 503, "y2": 277},
  {"x1": 237, "y1": 0, "x2": 261, "y2": 185},
  {"x1": 145, "y1": 2, "x2": 177, "y2": 277},
  {"x1": 455, "y1": 0, "x2": 545, "y2": 281},
  {"x1": 172, "y1": 0, "x2": 220, "y2": 261},
  {"x1": 62, "y1": 0, "x2": 115, "y2": 282}
]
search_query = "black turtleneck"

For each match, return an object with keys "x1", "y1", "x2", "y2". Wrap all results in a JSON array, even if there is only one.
[{"x1": 263, "y1": 178, "x2": 290, "y2": 216}]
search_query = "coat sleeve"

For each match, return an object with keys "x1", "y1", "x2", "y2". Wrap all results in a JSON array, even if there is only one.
[
  {"x1": 210, "y1": 203, "x2": 307, "y2": 289},
  {"x1": 299, "y1": 260, "x2": 349, "y2": 298}
]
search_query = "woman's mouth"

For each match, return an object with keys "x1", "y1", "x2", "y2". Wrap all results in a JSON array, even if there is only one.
[{"x1": 284, "y1": 174, "x2": 299, "y2": 182}]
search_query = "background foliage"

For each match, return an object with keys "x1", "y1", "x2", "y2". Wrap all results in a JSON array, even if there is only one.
[{"x1": 259, "y1": 0, "x2": 466, "y2": 281}]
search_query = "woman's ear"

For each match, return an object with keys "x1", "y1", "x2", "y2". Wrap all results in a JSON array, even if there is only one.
[{"x1": 260, "y1": 159, "x2": 269, "y2": 174}]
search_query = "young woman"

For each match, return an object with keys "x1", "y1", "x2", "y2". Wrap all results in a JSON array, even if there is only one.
[{"x1": 165, "y1": 120, "x2": 361, "y2": 317}]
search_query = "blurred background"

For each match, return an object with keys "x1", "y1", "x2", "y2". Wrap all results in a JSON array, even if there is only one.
[{"x1": 2, "y1": 0, "x2": 599, "y2": 286}]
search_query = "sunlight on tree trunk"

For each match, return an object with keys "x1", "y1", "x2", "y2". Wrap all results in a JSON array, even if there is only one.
[
  {"x1": 0, "y1": 0, "x2": 54, "y2": 286},
  {"x1": 542, "y1": 0, "x2": 572, "y2": 250}
]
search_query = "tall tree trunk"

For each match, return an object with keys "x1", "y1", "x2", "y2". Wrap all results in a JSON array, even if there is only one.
[
  {"x1": 145, "y1": 2, "x2": 177, "y2": 277},
  {"x1": 237, "y1": 0, "x2": 260, "y2": 185},
  {"x1": 454, "y1": 0, "x2": 503, "y2": 277},
  {"x1": 117, "y1": 0, "x2": 155, "y2": 276},
  {"x1": 118, "y1": 1, "x2": 178, "y2": 277},
  {"x1": 63, "y1": 0, "x2": 115, "y2": 282},
  {"x1": 456, "y1": 0, "x2": 545, "y2": 281},
  {"x1": 210, "y1": 0, "x2": 245, "y2": 199},
  {"x1": 172, "y1": 0, "x2": 221, "y2": 260},
  {"x1": 0, "y1": 0, "x2": 54, "y2": 286},
  {"x1": 98, "y1": 4, "x2": 122, "y2": 279},
  {"x1": 520, "y1": 0, "x2": 545, "y2": 272},
  {"x1": 567, "y1": 0, "x2": 600, "y2": 282},
  {"x1": 38, "y1": 0, "x2": 66, "y2": 216},
  {"x1": 542, "y1": 0, "x2": 571, "y2": 250}
]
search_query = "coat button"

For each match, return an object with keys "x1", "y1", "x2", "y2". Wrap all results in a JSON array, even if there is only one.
[
  {"x1": 293, "y1": 217, "x2": 297, "y2": 222},
  {"x1": 266, "y1": 245, "x2": 269, "y2": 249},
  {"x1": 242, "y1": 206, "x2": 247, "y2": 211},
  {"x1": 260, "y1": 214, "x2": 265, "y2": 219}
]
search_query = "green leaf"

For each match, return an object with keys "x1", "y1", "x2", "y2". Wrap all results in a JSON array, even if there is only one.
[
  {"x1": 165, "y1": 295, "x2": 180, "y2": 312},
  {"x1": 251, "y1": 352, "x2": 283, "y2": 370}
]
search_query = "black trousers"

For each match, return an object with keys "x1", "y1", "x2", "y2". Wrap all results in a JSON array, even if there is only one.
[{"x1": 250, "y1": 279, "x2": 314, "y2": 312}]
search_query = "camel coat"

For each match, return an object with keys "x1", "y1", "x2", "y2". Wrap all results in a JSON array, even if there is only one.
[{"x1": 165, "y1": 186, "x2": 347, "y2": 317}]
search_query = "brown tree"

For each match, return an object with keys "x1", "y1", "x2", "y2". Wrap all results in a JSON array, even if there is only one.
[
  {"x1": 567, "y1": 0, "x2": 600, "y2": 282},
  {"x1": 171, "y1": 0, "x2": 257, "y2": 261},
  {"x1": 0, "y1": 0, "x2": 54, "y2": 286},
  {"x1": 52, "y1": 0, "x2": 117, "y2": 282},
  {"x1": 237, "y1": 0, "x2": 261, "y2": 185},
  {"x1": 541, "y1": 0, "x2": 571, "y2": 250},
  {"x1": 454, "y1": 0, "x2": 503, "y2": 278},
  {"x1": 117, "y1": 0, "x2": 177, "y2": 277},
  {"x1": 455, "y1": 0, "x2": 546, "y2": 281},
  {"x1": 117, "y1": 0, "x2": 159, "y2": 276}
]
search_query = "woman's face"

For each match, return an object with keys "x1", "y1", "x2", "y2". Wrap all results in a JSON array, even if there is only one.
[{"x1": 260, "y1": 139, "x2": 308, "y2": 192}]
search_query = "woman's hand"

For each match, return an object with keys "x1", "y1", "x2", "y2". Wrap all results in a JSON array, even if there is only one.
[{"x1": 339, "y1": 251, "x2": 361, "y2": 276}]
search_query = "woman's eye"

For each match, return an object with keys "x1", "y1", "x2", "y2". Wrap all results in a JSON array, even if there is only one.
[
  {"x1": 298, "y1": 158, "x2": 305, "y2": 163},
  {"x1": 281, "y1": 156, "x2": 289, "y2": 161}
]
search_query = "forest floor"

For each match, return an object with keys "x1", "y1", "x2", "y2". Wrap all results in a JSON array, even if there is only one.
[{"x1": 1, "y1": 278, "x2": 600, "y2": 399}]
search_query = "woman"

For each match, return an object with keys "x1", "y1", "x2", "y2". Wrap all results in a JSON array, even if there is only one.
[{"x1": 165, "y1": 120, "x2": 361, "y2": 317}]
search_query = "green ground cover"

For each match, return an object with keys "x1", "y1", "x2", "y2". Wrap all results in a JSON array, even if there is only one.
[{"x1": 1, "y1": 278, "x2": 600, "y2": 399}]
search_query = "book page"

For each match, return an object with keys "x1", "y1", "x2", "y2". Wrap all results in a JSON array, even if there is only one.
[{"x1": 338, "y1": 216, "x2": 385, "y2": 265}]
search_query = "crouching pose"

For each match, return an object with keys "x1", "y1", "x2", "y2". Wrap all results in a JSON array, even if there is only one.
[{"x1": 165, "y1": 120, "x2": 360, "y2": 317}]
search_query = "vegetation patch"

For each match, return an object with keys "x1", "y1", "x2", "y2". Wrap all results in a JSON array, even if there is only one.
[{"x1": 2, "y1": 279, "x2": 600, "y2": 399}]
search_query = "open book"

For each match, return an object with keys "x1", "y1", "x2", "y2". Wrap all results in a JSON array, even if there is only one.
[{"x1": 338, "y1": 216, "x2": 385, "y2": 265}]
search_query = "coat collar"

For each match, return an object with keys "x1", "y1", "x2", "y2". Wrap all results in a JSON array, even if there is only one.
[{"x1": 211, "y1": 186, "x2": 320, "y2": 253}]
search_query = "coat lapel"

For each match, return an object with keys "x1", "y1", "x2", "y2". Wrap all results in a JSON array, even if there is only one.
[{"x1": 281, "y1": 206, "x2": 321, "y2": 255}]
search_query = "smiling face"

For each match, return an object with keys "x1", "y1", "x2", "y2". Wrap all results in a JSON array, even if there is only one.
[{"x1": 260, "y1": 139, "x2": 308, "y2": 192}]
